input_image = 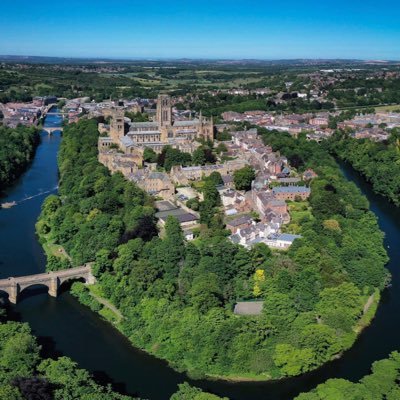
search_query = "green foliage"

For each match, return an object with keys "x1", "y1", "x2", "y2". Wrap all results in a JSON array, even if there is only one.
[
  {"x1": 329, "y1": 131, "x2": 400, "y2": 206},
  {"x1": 0, "y1": 125, "x2": 39, "y2": 190},
  {"x1": 186, "y1": 197, "x2": 200, "y2": 211},
  {"x1": 143, "y1": 147, "x2": 158, "y2": 163},
  {"x1": 171, "y1": 383, "x2": 227, "y2": 400},
  {"x1": 296, "y1": 351, "x2": 400, "y2": 400},
  {"x1": 39, "y1": 119, "x2": 388, "y2": 380},
  {"x1": 70, "y1": 282, "x2": 102, "y2": 312},
  {"x1": 233, "y1": 166, "x2": 256, "y2": 191},
  {"x1": 158, "y1": 146, "x2": 192, "y2": 171},
  {"x1": 0, "y1": 320, "x2": 134, "y2": 400},
  {"x1": 38, "y1": 357, "x2": 134, "y2": 400},
  {"x1": 36, "y1": 119, "x2": 156, "y2": 266},
  {"x1": 273, "y1": 344, "x2": 315, "y2": 376},
  {"x1": 125, "y1": 111, "x2": 149, "y2": 122},
  {"x1": 199, "y1": 178, "x2": 222, "y2": 227}
]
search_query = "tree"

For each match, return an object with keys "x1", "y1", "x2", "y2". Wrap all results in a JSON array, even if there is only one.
[
  {"x1": 186, "y1": 197, "x2": 200, "y2": 211},
  {"x1": 202, "y1": 180, "x2": 221, "y2": 208},
  {"x1": 233, "y1": 166, "x2": 255, "y2": 191},
  {"x1": 207, "y1": 171, "x2": 223, "y2": 186},
  {"x1": 273, "y1": 344, "x2": 315, "y2": 376},
  {"x1": 189, "y1": 273, "x2": 222, "y2": 313},
  {"x1": 0, "y1": 333, "x2": 40, "y2": 378},
  {"x1": 192, "y1": 148, "x2": 206, "y2": 165},
  {"x1": 0, "y1": 385, "x2": 21, "y2": 400},
  {"x1": 171, "y1": 382, "x2": 227, "y2": 400},
  {"x1": 143, "y1": 147, "x2": 158, "y2": 163},
  {"x1": 300, "y1": 324, "x2": 340, "y2": 364},
  {"x1": 12, "y1": 377, "x2": 53, "y2": 400}
]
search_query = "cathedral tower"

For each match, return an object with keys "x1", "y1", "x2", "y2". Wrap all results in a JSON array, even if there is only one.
[
  {"x1": 110, "y1": 108, "x2": 125, "y2": 142},
  {"x1": 156, "y1": 94, "x2": 172, "y2": 127}
]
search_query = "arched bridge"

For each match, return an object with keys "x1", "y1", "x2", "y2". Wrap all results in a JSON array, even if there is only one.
[
  {"x1": 0, "y1": 265, "x2": 95, "y2": 304},
  {"x1": 42, "y1": 127, "x2": 63, "y2": 135}
]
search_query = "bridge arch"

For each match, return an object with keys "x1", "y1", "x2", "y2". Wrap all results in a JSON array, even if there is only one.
[
  {"x1": 58, "y1": 275, "x2": 88, "y2": 293},
  {"x1": 0, "y1": 289, "x2": 10, "y2": 302},
  {"x1": 42, "y1": 127, "x2": 63, "y2": 136},
  {"x1": 0, "y1": 265, "x2": 95, "y2": 304},
  {"x1": 18, "y1": 283, "x2": 52, "y2": 301}
]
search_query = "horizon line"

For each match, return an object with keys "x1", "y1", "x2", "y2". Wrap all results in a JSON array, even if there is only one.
[{"x1": 1, "y1": 54, "x2": 400, "y2": 63}]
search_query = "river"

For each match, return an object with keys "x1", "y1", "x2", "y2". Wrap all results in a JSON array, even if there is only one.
[{"x1": 0, "y1": 110, "x2": 399, "y2": 400}]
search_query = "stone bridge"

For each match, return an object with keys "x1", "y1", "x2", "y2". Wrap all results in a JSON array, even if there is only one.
[
  {"x1": 0, "y1": 265, "x2": 95, "y2": 304},
  {"x1": 42, "y1": 127, "x2": 63, "y2": 135}
]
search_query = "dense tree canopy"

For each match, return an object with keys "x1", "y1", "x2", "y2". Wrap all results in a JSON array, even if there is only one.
[
  {"x1": 296, "y1": 352, "x2": 400, "y2": 400},
  {"x1": 0, "y1": 320, "x2": 136, "y2": 400},
  {"x1": 0, "y1": 125, "x2": 39, "y2": 191},
  {"x1": 39, "y1": 119, "x2": 388, "y2": 380},
  {"x1": 328, "y1": 130, "x2": 400, "y2": 206}
]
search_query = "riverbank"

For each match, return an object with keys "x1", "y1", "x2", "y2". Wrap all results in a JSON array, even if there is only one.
[
  {"x1": 34, "y1": 119, "x2": 389, "y2": 387},
  {"x1": 328, "y1": 132, "x2": 400, "y2": 207},
  {"x1": 65, "y1": 281, "x2": 382, "y2": 383},
  {"x1": 0, "y1": 124, "x2": 40, "y2": 193}
]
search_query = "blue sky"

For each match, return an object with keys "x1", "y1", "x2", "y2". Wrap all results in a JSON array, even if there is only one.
[{"x1": 0, "y1": 0, "x2": 399, "y2": 59}]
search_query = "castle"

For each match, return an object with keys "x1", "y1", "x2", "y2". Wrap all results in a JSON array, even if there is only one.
[{"x1": 99, "y1": 94, "x2": 214, "y2": 164}]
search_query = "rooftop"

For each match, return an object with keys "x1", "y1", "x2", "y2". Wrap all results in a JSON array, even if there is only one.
[
  {"x1": 273, "y1": 186, "x2": 311, "y2": 194},
  {"x1": 234, "y1": 301, "x2": 264, "y2": 315}
]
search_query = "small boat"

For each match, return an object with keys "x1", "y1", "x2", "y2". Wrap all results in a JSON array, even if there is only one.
[{"x1": 1, "y1": 201, "x2": 17, "y2": 209}]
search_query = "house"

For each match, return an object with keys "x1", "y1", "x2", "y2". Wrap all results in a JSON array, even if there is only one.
[
  {"x1": 252, "y1": 191, "x2": 288, "y2": 220},
  {"x1": 221, "y1": 174, "x2": 234, "y2": 188},
  {"x1": 129, "y1": 171, "x2": 175, "y2": 199},
  {"x1": 272, "y1": 186, "x2": 311, "y2": 201},
  {"x1": 230, "y1": 222, "x2": 278, "y2": 248},
  {"x1": 309, "y1": 116, "x2": 329, "y2": 126},
  {"x1": 303, "y1": 169, "x2": 318, "y2": 181},
  {"x1": 155, "y1": 201, "x2": 199, "y2": 229},
  {"x1": 226, "y1": 215, "x2": 254, "y2": 234},
  {"x1": 264, "y1": 233, "x2": 302, "y2": 249}
]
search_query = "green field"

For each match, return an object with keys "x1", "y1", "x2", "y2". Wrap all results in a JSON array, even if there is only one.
[
  {"x1": 283, "y1": 200, "x2": 313, "y2": 234},
  {"x1": 374, "y1": 104, "x2": 400, "y2": 112}
]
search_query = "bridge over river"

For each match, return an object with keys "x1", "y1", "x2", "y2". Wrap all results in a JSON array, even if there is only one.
[
  {"x1": 0, "y1": 265, "x2": 95, "y2": 304},
  {"x1": 42, "y1": 126, "x2": 63, "y2": 135}
]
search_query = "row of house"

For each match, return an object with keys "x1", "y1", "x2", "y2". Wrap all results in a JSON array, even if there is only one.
[{"x1": 220, "y1": 128, "x2": 313, "y2": 250}]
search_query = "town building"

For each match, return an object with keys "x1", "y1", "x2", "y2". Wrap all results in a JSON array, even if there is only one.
[
  {"x1": 272, "y1": 186, "x2": 311, "y2": 201},
  {"x1": 120, "y1": 94, "x2": 213, "y2": 154}
]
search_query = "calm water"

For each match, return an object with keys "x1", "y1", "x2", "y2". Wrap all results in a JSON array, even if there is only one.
[{"x1": 1, "y1": 113, "x2": 399, "y2": 400}]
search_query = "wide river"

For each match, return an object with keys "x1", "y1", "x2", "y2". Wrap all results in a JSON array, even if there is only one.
[{"x1": 0, "y1": 110, "x2": 399, "y2": 399}]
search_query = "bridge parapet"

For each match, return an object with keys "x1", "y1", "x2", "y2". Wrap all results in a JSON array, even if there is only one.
[
  {"x1": 42, "y1": 127, "x2": 63, "y2": 136},
  {"x1": 0, "y1": 265, "x2": 95, "y2": 304}
]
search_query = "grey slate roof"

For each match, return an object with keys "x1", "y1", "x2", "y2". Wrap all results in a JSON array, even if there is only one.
[
  {"x1": 272, "y1": 186, "x2": 311, "y2": 194},
  {"x1": 234, "y1": 301, "x2": 264, "y2": 315},
  {"x1": 129, "y1": 121, "x2": 158, "y2": 128}
]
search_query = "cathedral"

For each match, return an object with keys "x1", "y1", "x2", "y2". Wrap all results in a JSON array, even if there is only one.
[{"x1": 107, "y1": 94, "x2": 214, "y2": 156}]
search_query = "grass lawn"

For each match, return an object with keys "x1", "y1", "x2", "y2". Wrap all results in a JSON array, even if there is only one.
[
  {"x1": 42, "y1": 240, "x2": 70, "y2": 261},
  {"x1": 374, "y1": 104, "x2": 400, "y2": 112},
  {"x1": 87, "y1": 284, "x2": 124, "y2": 323},
  {"x1": 284, "y1": 200, "x2": 313, "y2": 234}
]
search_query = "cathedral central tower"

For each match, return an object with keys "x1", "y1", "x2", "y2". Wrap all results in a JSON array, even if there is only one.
[{"x1": 156, "y1": 94, "x2": 172, "y2": 127}]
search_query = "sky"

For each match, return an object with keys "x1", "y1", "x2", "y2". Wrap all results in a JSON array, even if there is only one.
[{"x1": 0, "y1": 0, "x2": 400, "y2": 60}]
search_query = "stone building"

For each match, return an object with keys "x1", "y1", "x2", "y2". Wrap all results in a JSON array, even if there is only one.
[
  {"x1": 272, "y1": 186, "x2": 311, "y2": 201},
  {"x1": 128, "y1": 170, "x2": 175, "y2": 199},
  {"x1": 98, "y1": 94, "x2": 214, "y2": 175},
  {"x1": 103, "y1": 94, "x2": 213, "y2": 156},
  {"x1": 169, "y1": 158, "x2": 248, "y2": 185}
]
